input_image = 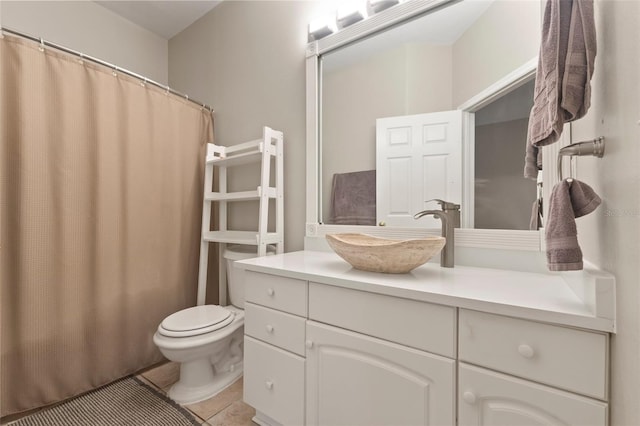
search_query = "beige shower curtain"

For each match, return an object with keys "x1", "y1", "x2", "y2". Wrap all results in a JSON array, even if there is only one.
[{"x1": 0, "y1": 35, "x2": 213, "y2": 416}]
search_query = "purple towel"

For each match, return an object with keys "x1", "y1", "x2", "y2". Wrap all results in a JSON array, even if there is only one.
[
  {"x1": 546, "y1": 179, "x2": 601, "y2": 271},
  {"x1": 329, "y1": 170, "x2": 376, "y2": 226},
  {"x1": 524, "y1": 0, "x2": 597, "y2": 179}
]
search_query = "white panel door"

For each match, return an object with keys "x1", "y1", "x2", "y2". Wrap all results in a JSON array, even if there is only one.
[
  {"x1": 306, "y1": 321, "x2": 455, "y2": 426},
  {"x1": 377, "y1": 110, "x2": 462, "y2": 228},
  {"x1": 458, "y1": 363, "x2": 608, "y2": 426}
]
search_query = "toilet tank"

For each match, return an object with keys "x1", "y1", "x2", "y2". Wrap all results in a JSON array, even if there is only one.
[{"x1": 224, "y1": 245, "x2": 275, "y2": 309}]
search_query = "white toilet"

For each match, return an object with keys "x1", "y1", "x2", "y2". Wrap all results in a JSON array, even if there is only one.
[{"x1": 153, "y1": 245, "x2": 270, "y2": 404}]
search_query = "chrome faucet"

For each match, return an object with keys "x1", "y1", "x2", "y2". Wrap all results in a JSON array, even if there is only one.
[{"x1": 414, "y1": 200, "x2": 460, "y2": 268}]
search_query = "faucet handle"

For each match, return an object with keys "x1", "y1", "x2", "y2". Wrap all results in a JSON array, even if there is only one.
[{"x1": 425, "y1": 199, "x2": 460, "y2": 211}]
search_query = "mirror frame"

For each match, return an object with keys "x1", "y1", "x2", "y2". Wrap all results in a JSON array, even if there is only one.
[{"x1": 305, "y1": 0, "x2": 561, "y2": 251}]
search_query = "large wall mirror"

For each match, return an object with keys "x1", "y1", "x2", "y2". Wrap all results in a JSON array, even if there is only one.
[{"x1": 306, "y1": 0, "x2": 549, "y2": 250}]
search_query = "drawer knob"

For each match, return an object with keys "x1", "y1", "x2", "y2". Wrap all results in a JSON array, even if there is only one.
[
  {"x1": 463, "y1": 391, "x2": 477, "y2": 405},
  {"x1": 518, "y1": 344, "x2": 535, "y2": 358},
  {"x1": 265, "y1": 380, "x2": 274, "y2": 390},
  {"x1": 305, "y1": 340, "x2": 314, "y2": 349},
  {"x1": 267, "y1": 288, "x2": 275, "y2": 296},
  {"x1": 266, "y1": 324, "x2": 274, "y2": 333}
]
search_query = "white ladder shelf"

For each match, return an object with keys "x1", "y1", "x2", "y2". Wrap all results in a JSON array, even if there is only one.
[{"x1": 197, "y1": 126, "x2": 284, "y2": 305}]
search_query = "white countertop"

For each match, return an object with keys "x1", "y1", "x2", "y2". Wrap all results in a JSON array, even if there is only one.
[{"x1": 236, "y1": 250, "x2": 615, "y2": 333}]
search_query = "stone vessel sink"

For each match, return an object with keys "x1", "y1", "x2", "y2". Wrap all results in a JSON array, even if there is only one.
[{"x1": 325, "y1": 233, "x2": 446, "y2": 274}]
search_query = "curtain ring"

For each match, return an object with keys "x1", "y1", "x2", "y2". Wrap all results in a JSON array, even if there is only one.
[{"x1": 38, "y1": 38, "x2": 45, "y2": 52}]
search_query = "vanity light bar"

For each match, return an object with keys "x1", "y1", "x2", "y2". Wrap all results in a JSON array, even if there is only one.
[
  {"x1": 308, "y1": 0, "x2": 403, "y2": 41},
  {"x1": 336, "y1": 2, "x2": 368, "y2": 28},
  {"x1": 368, "y1": 0, "x2": 400, "y2": 14},
  {"x1": 308, "y1": 15, "x2": 338, "y2": 41}
]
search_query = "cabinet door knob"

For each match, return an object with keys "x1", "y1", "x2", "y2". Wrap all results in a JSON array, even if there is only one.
[
  {"x1": 267, "y1": 288, "x2": 275, "y2": 296},
  {"x1": 266, "y1": 324, "x2": 274, "y2": 333},
  {"x1": 463, "y1": 391, "x2": 477, "y2": 405},
  {"x1": 305, "y1": 340, "x2": 314, "y2": 349},
  {"x1": 518, "y1": 344, "x2": 535, "y2": 358},
  {"x1": 265, "y1": 380, "x2": 274, "y2": 390}
]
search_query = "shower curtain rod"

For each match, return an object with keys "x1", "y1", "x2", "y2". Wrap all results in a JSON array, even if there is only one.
[{"x1": 1, "y1": 27, "x2": 214, "y2": 113}]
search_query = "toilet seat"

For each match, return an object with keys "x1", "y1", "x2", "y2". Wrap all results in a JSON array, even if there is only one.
[{"x1": 158, "y1": 305, "x2": 234, "y2": 338}]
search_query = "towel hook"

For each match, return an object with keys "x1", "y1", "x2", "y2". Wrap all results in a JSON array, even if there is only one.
[{"x1": 557, "y1": 137, "x2": 605, "y2": 182}]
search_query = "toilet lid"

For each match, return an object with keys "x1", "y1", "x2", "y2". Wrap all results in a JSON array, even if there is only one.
[{"x1": 158, "y1": 305, "x2": 234, "y2": 338}]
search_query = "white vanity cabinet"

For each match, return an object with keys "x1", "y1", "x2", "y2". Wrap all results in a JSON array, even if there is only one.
[
  {"x1": 244, "y1": 272, "x2": 457, "y2": 426},
  {"x1": 243, "y1": 271, "x2": 308, "y2": 426},
  {"x1": 239, "y1": 251, "x2": 614, "y2": 426},
  {"x1": 306, "y1": 283, "x2": 457, "y2": 426},
  {"x1": 458, "y1": 310, "x2": 609, "y2": 426}
]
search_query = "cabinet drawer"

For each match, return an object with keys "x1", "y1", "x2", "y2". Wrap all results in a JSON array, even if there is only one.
[
  {"x1": 459, "y1": 363, "x2": 607, "y2": 426},
  {"x1": 245, "y1": 302, "x2": 306, "y2": 356},
  {"x1": 459, "y1": 309, "x2": 608, "y2": 399},
  {"x1": 245, "y1": 271, "x2": 307, "y2": 316},
  {"x1": 309, "y1": 282, "x2": 456, "y2": 358},
  {"x1": 244, "y1": 336, "x2": 305, "y2": 426}
]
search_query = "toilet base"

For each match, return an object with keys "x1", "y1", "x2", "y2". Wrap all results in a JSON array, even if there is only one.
[{"x1": 168, "y1": 358, "x2": 244, "y2": 405}]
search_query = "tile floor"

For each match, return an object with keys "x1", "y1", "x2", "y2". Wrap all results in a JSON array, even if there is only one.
[{"x1": 138, "y1": 362, "x2": 257, "y2": 426}]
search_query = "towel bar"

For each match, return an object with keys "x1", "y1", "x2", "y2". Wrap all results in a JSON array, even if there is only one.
[{"x1": 557, "y1": 137, "x2": 605, "y2": 181}]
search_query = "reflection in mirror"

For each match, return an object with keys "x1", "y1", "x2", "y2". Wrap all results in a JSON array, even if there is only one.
[
  {"x1": 320, "y1": 0, "x2": 541, "y2": 229},
  {"x1": 474, "y1": 79, "x2": 536, "y2": 230}
]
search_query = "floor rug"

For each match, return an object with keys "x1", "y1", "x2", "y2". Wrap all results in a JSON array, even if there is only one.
[{"x1": 11, "y1": 376, "x2": 199, "y2": 426}]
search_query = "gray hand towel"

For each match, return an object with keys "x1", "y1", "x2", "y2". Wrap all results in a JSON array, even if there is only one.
[
  {"x1": 546, "y1": 179, "x2": 601, "y2": 271},
  {"x1": 561, "y1": 0, "x2": 597, "y2": 121},
  {"x1": 527, "y1": 0, "x2": 573, "y2": 149},
  {"x1": 524, "y1": 143, "x2": 542, "y2": 180},
  {"x1": 524, "y1": 0, "x2": 597, "y2": 179},
  {"x1": 530, "y1": 198, "x2": 543, "y2": 230},
  {"x1": 329, "y1": 170, "x2": 376, "y2": 225}
]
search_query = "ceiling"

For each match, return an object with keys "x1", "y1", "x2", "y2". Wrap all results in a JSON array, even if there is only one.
[{"x1": 95, "y1": 1, "x2": 221, "y2": 39}]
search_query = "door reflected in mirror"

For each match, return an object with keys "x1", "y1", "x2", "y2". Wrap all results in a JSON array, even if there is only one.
[{"x1": 320, "y1": 0, "x2": 541, "y2": 229}]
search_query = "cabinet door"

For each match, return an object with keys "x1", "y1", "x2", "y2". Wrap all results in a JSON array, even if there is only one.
[
  {"x1": 306, "y1": 321, "x2": 455, "y2": 426},
  {"x1": 459, "y1": 363, "x2": 608, "y2": 426}
]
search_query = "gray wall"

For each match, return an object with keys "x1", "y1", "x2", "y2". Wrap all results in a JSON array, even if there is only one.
[
  {"x1": 169, "y1": 1, "x2": 640, "y2": 423},
  {"x1": 475, "y1": 118, "x2": 535, "y2": 230},
  {"x1": 2, "y1": 1, "x2": 638, "y2": 422},
  {"x1": 568, "y1": 1, "x2": 640, "y2": 424},
  {"x1": 321, "y1": 42, "x2": 453, "y2": 222},
  {"x1": 317, "y1": 0, "x2": 539, "y2": 223},
  {"x1": 452, "y1": 0, "x2": 540, "y2": 106},
  {"x1": 169, "y1": 1, "x2": 321, "y2": 252},
  {"x1": 0, "y1": 0, "x2": 168, "y2": 84}
]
